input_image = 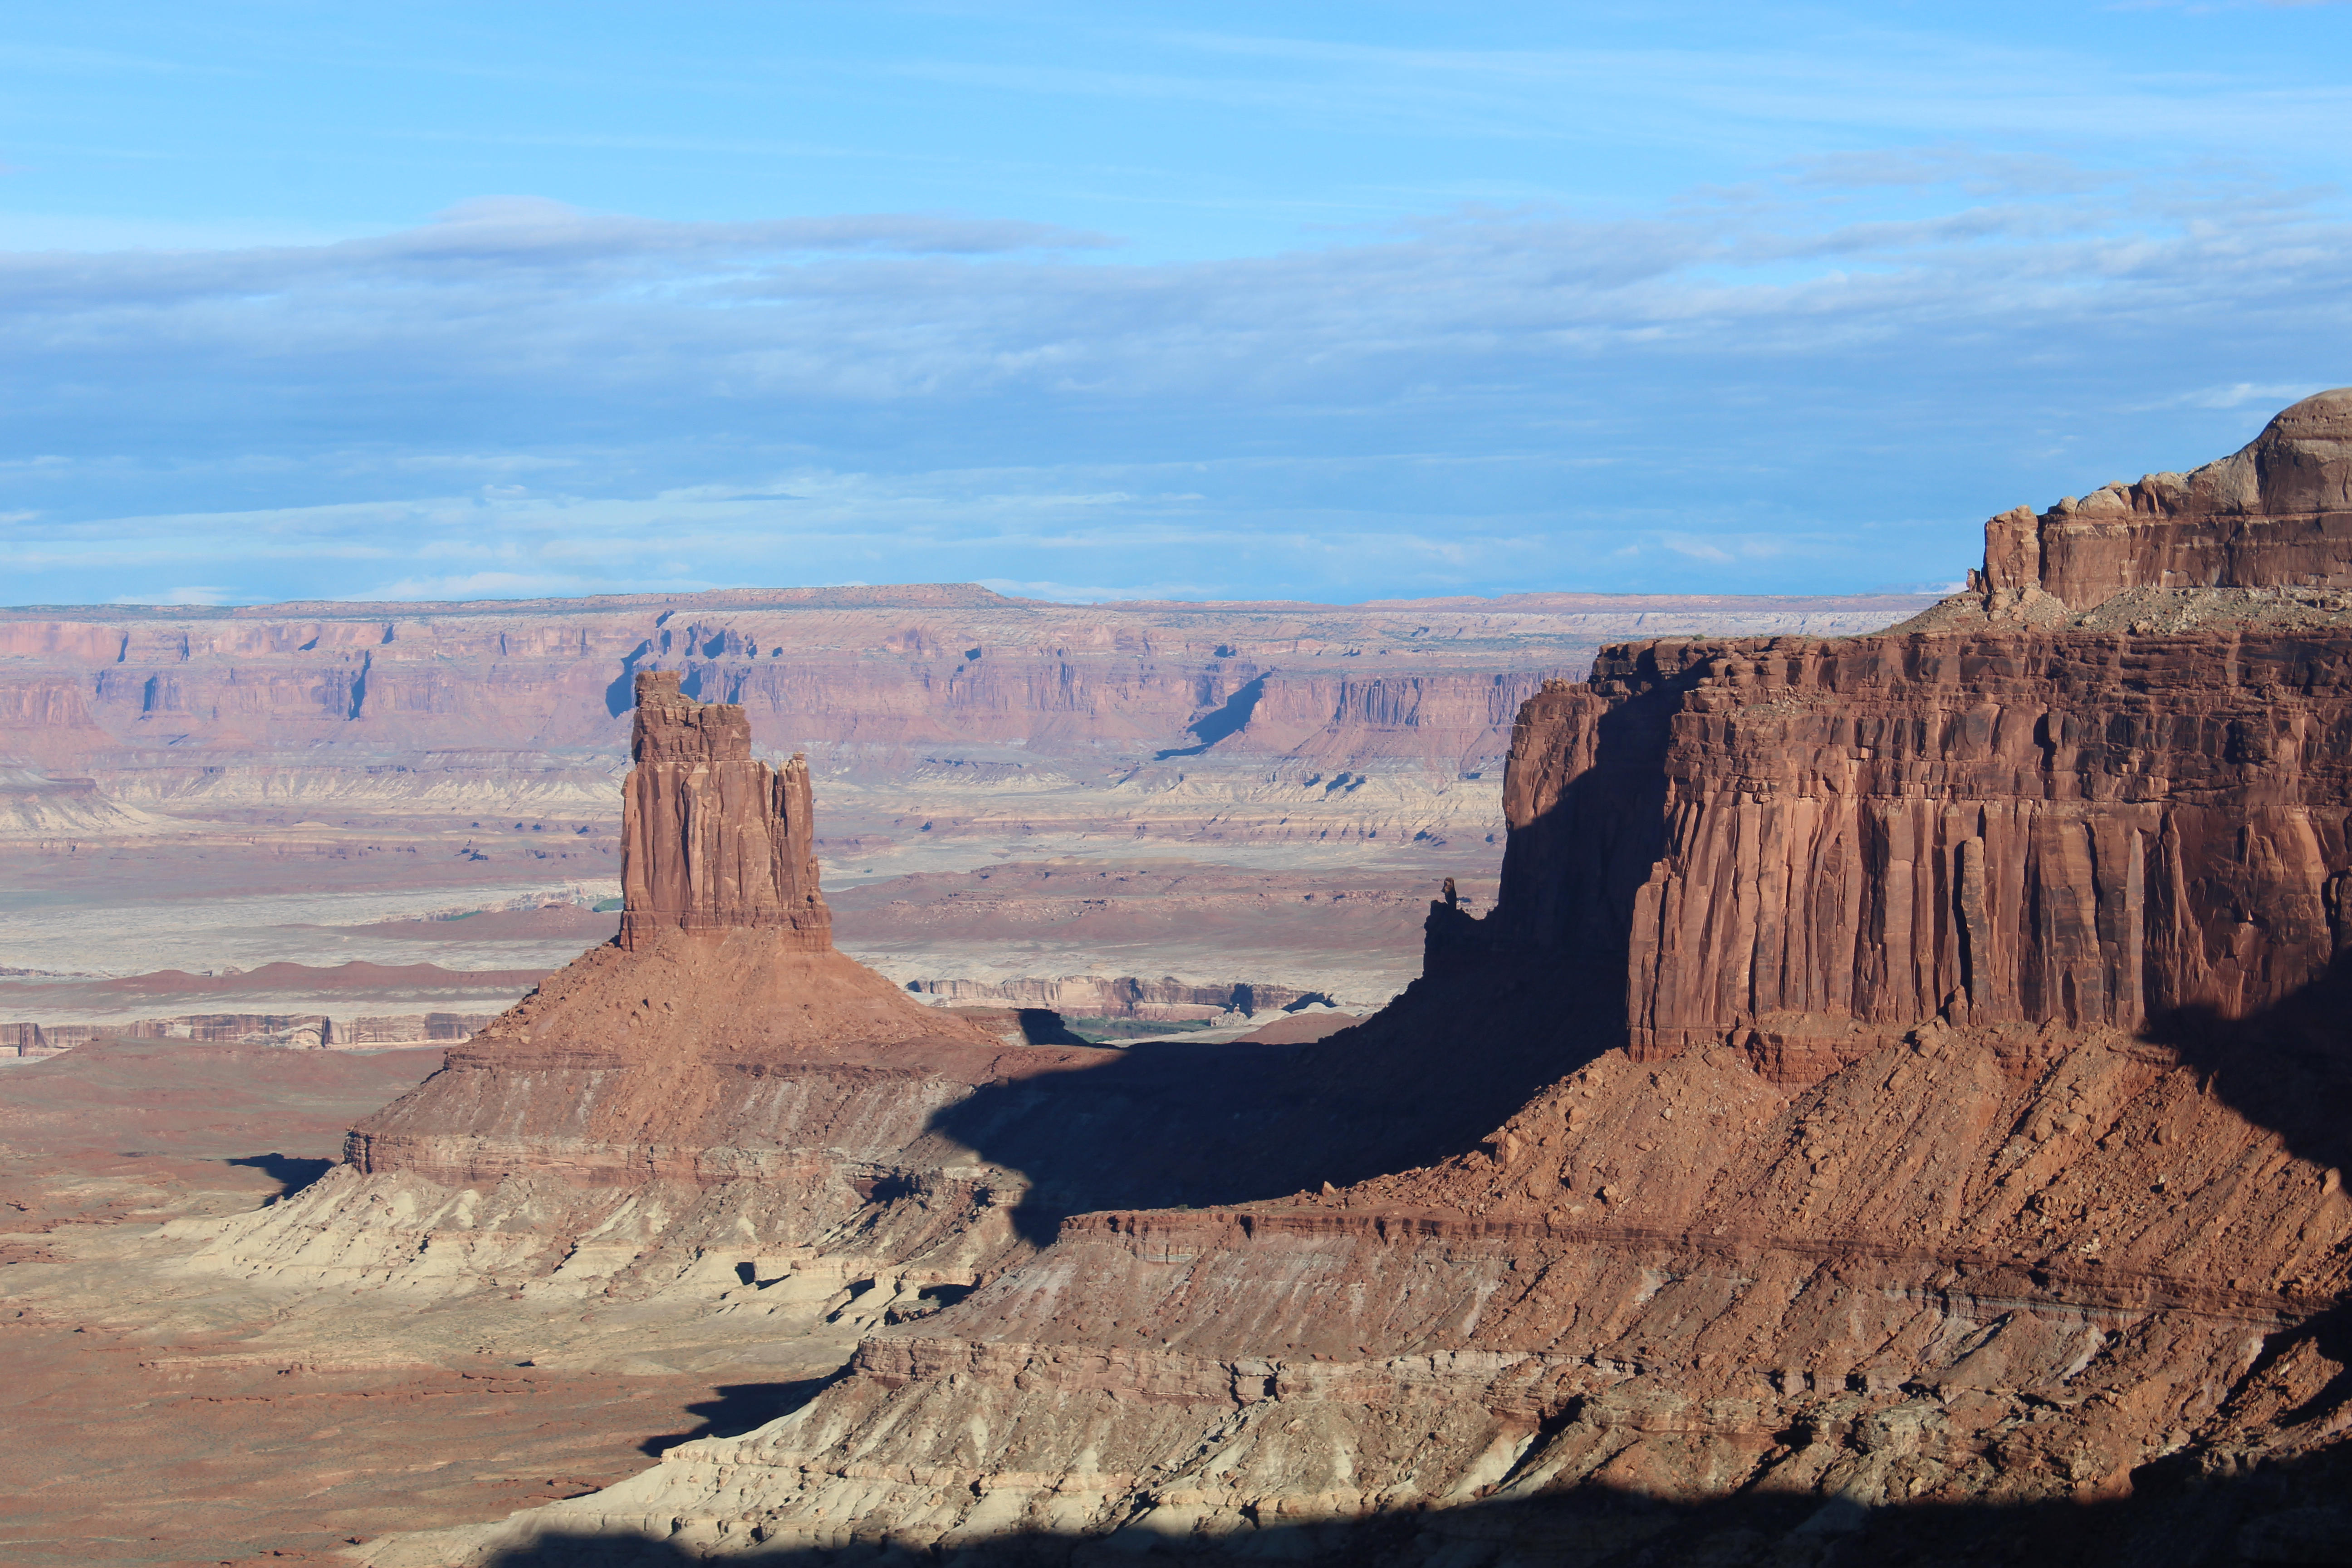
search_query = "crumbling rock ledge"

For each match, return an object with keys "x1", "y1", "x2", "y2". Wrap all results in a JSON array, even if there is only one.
[{"x1": 1975, "y1": 387, "x2": 2352, "y2": 614}]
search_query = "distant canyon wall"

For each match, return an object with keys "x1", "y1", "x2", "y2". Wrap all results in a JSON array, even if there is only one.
[
  {"x1": 2, "y1": 1010, "x2": 489, "y2": 1056},
  {"x1": 0, "y1": 588, "x2": 1933, "y2": 813}
]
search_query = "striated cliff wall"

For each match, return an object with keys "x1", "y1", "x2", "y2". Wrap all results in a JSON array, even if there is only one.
[
  {"x1": 1480, "y1": 629, "x2": 2352, "y2": 1083},
  {"x1": 0, "y1": 588, "x2": 1927, "y2": 813},
  {"x1": 618, "y1": 671, "x2": 827, "y2": 951}
]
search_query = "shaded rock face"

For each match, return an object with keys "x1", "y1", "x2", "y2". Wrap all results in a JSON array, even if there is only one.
[
  {"x1": 619, "y1": 671, "x2": 827, "y2": 953},
  {"x1": 1979, "y1": 387, "x2": 2352, "y2": 613},
  {"x1": 1482, "y1": 631, "x2": 2352, "y2": 1082}
]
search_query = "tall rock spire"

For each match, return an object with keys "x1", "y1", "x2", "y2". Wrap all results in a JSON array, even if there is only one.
[{"x1": 618, "y1": 670, "x2": 830, "y2": 951}]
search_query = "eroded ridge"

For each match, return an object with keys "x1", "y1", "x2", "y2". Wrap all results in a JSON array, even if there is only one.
[{"x1": 1976, "y1": 387, "x2": 2352, "y2": 614}]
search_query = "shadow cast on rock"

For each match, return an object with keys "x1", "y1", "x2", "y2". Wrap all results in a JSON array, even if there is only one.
[
  {"x1": 224, "y1": 1152, "x2": 334, "y2": 1199},
  {"x1": 639, "y1": 1372, "x2": 850, "y2": 1458},
  {"x1": 2145, "y1": 950, "x2": 2352, "y2": 1186},
  {"x1": 478, "y1": 1439, "x2": 2352, "y2": 1567},
  {"x1": 924, "y1": 953, "x2": 1612, "y2": 1249},
  {"x1": 919, "y1": 667, "x2": 1690, "y2": 1247}
]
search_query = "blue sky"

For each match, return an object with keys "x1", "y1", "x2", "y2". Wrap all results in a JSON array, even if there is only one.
[{"x1": 4, "y1": 1, "x2": 2350, "y2": 607}]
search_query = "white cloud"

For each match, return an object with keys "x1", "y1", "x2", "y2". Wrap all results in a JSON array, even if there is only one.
[
  {"x1": 125, "y1": 584, "x2": 233, "y2": 606},
  {"x1": 2, "y1": 156, "x2": 2347, "y2": 606},
  {"x1": 2180, "y1": 381, "x2": 2332, "y2": 409}
]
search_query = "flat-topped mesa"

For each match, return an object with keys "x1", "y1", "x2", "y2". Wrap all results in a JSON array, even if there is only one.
[
  {"x1": 1436, "y1": 390, "x2": 2352, "y2": 1087},
  {"x1": 618, "y1": 670, "x2": 829, "y2": 951},
  {"x1": 1976, "y1": 387, "x2": 2352, "y2": 613}
]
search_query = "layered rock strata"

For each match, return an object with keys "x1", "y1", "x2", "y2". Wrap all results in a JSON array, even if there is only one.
[
  {"x1": 618, "y1": 671, "x2": 826, "y2": 952},
  {"x1": 190, "y1": 678, "x2": 1056, "y2": 1296},
  {"x1": 1977, "y1": 387, "x2": 2352, "y2": 613},
  {"x1": 1516, "y1": 630, "x2": 2352, "y2": 1079},
  {"x1": 376, "y1": 394, "x2": 2352, "y2": 1566}
]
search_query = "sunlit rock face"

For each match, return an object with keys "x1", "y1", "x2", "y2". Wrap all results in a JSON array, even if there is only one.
[
  {"x1": 618, "y1": 670, "x2": 829, "y2": 953},
  {"x1": 1486, "y1": 629, "x2": 2352, "y2": 1082},
  {"x1": 1980, "y1": 387, "x2": 2352, "y2": 613},
  {"x1": 361, "y1": 394, "x2": 2352, "y2": 1568}
]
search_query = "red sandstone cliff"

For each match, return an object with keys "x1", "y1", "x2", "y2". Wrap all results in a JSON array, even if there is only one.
[
  {"x1": 369, "y1": 394, "x2": 2352, "y2": 1567},
  {"x1": 1480, "y1": 631, "x2": 2352, "y2": 1083},
  {"x1": 1455, "y1": 389, "x2": 2352, "y2": 1084},
  {"x1": 617, "y1": 671, "x2": 827, "y2": 951},
  {"x1": 1977, "y1": 388, "x2": 2352, "y2": 614}
]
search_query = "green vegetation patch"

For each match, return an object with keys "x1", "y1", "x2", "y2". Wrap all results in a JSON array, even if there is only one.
[{"x1": 1060, "y1": 1016, "x2": 1220, "y2": 1044}]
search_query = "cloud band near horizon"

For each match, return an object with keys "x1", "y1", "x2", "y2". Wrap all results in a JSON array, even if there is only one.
[{"x1": 4, "y1": 161, "x2": 2347, "y2": 608}]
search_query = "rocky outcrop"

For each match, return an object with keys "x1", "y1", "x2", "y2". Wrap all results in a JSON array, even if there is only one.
[
  {"x1": 367, "y1": 395, "x2": 2352, "y2": 1567},
  {"x1": 1483, "y1": 629, "x2": 2352, "y2": 1082},
  {"x1": 1976, "y1": 387, "x2": 2352, "y2": 613},
  {"x1": 618, "y1": 671, "x2": 826, "y2": 952},
  {"x1": 334, "y1": 679, "x2": 1023, "y2": 1187},
  {"x1": 188, "y1": 681, "x2": 1065, "y2": 1294}
]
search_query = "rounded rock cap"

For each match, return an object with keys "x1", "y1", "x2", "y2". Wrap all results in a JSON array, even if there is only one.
[{"x1": 2262, "y1": 387, "x2": 2352, "y2": 445}]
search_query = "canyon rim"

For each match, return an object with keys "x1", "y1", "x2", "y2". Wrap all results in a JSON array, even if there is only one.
[
  {"x1": 3, "y1": 394, "x2": 2351, "y2": 1566},
  {"x1": 293, "y1": 395, "x2": 2352, "y2": 1561}
]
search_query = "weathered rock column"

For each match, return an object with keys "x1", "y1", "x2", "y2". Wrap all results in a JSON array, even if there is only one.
[{"x1": 618, "y1": 670, "x2": 831, "y2": 951}]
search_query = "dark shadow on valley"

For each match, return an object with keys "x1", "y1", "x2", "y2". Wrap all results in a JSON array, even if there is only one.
[
  {"x1": 1154, "y1": 673, "x2": 1269, "y2": 760},
  {"x1": 2143, "y1": 949, "x2": 2352, "y2": 1210},
  {"x1": 2138, "y1": 951, "x2": 2352, "y2": 1439},
  {"x1": 638, "y1": 1372, "x2": 849, "y2": 1458},
  {"x1": 924, "y1": 659, "x2": 1690, "y2": 1247},
  {"x1": 225, "y1": 1152, "x2": 334, "y2": 1198},
  {"x1": 480, "y1": 1438, "x2": 2352, "y2": 1567}
]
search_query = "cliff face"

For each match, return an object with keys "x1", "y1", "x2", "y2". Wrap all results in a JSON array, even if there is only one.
[
  {"x1": 618, "y1": 671, "x2": 827, "y2": 952},
  {"x1": 0, "y1": 588, "x2": 1929, "y2": 864},
  {"x1": 0, "y1": 588, "x2": 1925, "y2": 786},
  {"x1": 1482, "y1": 630, "x2": 2352, "y2": 1082},
  {"x1": 368, "y1": 395, "x2": 2352, "y2": 1568}
]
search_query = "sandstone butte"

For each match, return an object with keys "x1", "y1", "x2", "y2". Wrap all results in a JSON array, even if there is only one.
[{"x1": 199, "y1": 394, "x2": 2352, "y2": 1566}]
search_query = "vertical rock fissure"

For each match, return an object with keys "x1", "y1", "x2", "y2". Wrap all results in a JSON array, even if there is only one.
[{"x1": 1956, "y1": 836, "x2": 1990, "y2": 1013}]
